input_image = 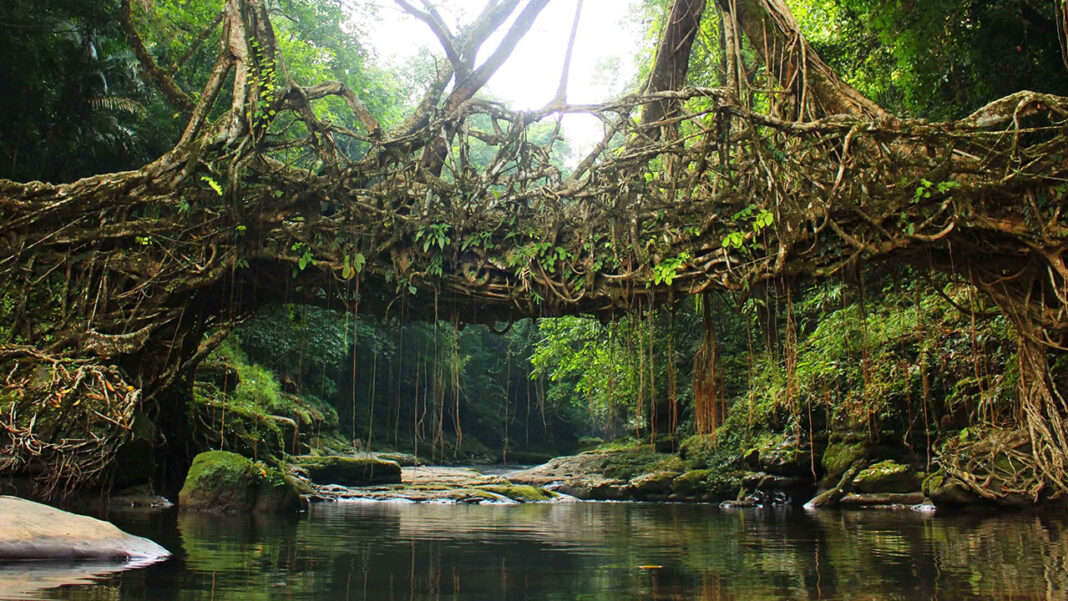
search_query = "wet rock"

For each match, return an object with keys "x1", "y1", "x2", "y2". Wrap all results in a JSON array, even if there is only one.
[
  {"x1": 741, "y1": 472, "x2": 815, "y2": 505},
  {"x1": 0, "y1": 496, "x2": 169, "y2": 561},
  {"x1": 748, "y1": 435, "x2": 815, "y2": 477},
  {"x1": 720, "y1": 498, "x2": 759, "y2": 509},
  {"x1": 671, "y1": 469, "x2": 713, "y2": 497},
  {"x1": 474, "y1": 484, "x2": 553, "y2": 502},
  {"x1": 821, "y1": 440, "x2": 869, "y2": 487},
  {"x1": 179, "y1": 450, "x2": 300, "y2": 513},
  {"x1": 839, "y1": 492, "x2": 927, "y2": 508},
  {"x1": 375, "y1": 452, "x2": 418, "y2": 467},
  {"x1": 628, "y1": 471, "x2": 681, "y2": 497},
  {"x1": 307, "y1": 466, "x2": 557, "y2": 504},
  {"x1": 510, "y1": 448, "x2": 681, "y2": 501},
  {"x1": 921, "y1": 470, "x2": 1032, "y2": 508},
  {"x1": 852, "y1": 460, "x2": 923, "y2": 494},
  {"x1": 922, "y1": 472, "x2": 983, "y2": 506},
  {"x1": 293, "y1": 455, "x2": 402, "y2": 486}
]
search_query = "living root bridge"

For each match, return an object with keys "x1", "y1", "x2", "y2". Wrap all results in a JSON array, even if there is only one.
[{"x1": 4, "y1": 0, "x2": 1068, "y2": 501}]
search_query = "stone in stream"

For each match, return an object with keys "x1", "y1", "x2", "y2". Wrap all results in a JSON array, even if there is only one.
[
  {"x1": 851, "y1": 460, "x2": 924, "y2": 494},
  {"x1": 179, "y1": 450, "x2": 301, "y2": 512},
  {"x1": 0, "y1": 495, "x2": 170, "y2": 561},
  {"x1": 293, "y1": 455, "x2": 402, "y2": 486}
]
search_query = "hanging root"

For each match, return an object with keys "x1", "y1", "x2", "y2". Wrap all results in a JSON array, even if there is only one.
[
  {"x1": 0, "y1": 346, "x2": 140, "y2": 499},
  {"x1": 941, "y1": 332, "x2": 1068, "y2": 503}
]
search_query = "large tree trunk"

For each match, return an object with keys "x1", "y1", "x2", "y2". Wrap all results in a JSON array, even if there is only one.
[{"x1": 714, "y1": 0, "x2": 888, "y2": 120}]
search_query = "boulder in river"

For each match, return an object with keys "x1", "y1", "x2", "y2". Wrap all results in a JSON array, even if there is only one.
[
  {"x1": 293, "y1": 455, "x2": 402, "y2": 486},
  {"x1": 0, "y1": 495, "x2": 170, "y2": 561},
  {"x1": 852, "y1": 460, "x2": 924, "y2": 494},
  {"x1": 179, "y1": 450, "x2": 301, "y2": 513}
]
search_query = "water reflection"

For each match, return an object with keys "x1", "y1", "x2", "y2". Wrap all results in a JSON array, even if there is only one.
[{"x1": 9, "y1": 503, "x2": 1068, "y2": 600}]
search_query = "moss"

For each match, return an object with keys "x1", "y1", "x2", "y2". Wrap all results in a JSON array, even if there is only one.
[
  {"x1": 376, "y1": 452, "x2": 418, "y2": 466},
  {"x1": 179, "y1": 450, "x2": 299, "y2": 513},
  {"x1": 475, "y1": 484, "x2": 552, "y2": 502},
  {"x1": 600, "y1": 447, "x2": 676, "y2": 480},
  {"x1": 821, "y1": 441, "x2": 869, "y2": 484},
  {"x1": 294, "y1": 456, "x2": 401, "y2": 486},
  {"x1": 672, "y1": 469, "x2": 714, "y2": 496},
  {"x1": 190, "y1": 341, "x2": 341, "y2": 461},
  {"x1": 853, "y1": 460, "x2": 923, "y2": 493},
  {"x1": 923, "y1": 470, "x2": 982, "y2": 506},
  {"x1": 629, "y1": 471, "x2": 680, "y2": 496},
  {"x1": 577, "y1": 436, "x2": 604, "y2": 450}
]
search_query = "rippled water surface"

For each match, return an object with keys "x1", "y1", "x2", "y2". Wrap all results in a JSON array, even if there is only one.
[{"x1": 4, "y1": 502, "x2": 1068, "y2": 600}]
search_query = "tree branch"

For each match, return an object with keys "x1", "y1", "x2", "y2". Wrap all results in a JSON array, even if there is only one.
[
  {"x1": 714, "y1": 0, "x2": 890, "y2": 120},
  {"x1": 395, "y1": 0, "x2": 466, "y2": 76},
  {"x1": 448, "y1": 0, "x2": 551, "y2": 109},
  {"x1": 119, "y1": 0, "x2": 193, "y2": 113}
]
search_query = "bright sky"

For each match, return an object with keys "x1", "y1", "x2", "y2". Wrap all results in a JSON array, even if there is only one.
[{"x1": 361, "y1": 0, "x2": 644, "y2": 157}]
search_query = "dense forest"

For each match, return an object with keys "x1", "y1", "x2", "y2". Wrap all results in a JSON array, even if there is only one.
[{"x1": 3, "y1": 0, "x2": 1068, "y2": 509}]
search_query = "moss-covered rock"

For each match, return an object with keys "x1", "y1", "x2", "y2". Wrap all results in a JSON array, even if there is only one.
[
  {"x1": 628, "y1": 470, "x2": 681, "y2": 496},
  {"x1": 853, "y1": 460, "x2": 923, "y2": 494},
  {"x1": 922, "y1": 471, "x2": 981, "y2": 506},
  {"x1": 922, "y1": 469, "x2": 1031, "y2": 508},
  {"x1": 294, "y1": 455, "x2": 401, "y2": 486},
  {"x1": 672, "y1": 469, "x2": 714, "y2": 497},
  {"x1": 475, "y1": 484, "x2": 553, "y2": 502},
  {"x1": 376, "y1": 452, "x2": 418, "y2": 466},
  {"x1": 747, "y1": 434, "x2": 814, "y2": 477},
  {"x1": 740, "y1": 472, "x2": 816, "y2": 505},
  {"x1": 821, "y1": 440, "x2": 869, "y2": 486},
  {"x1": 179, "y1": 451, "x2": 300, "y2": 513}
]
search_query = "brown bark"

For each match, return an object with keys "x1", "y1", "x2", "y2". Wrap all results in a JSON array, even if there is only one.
[
  {"x1": 714, "y1": 0, "x2": 889, "y2": 120},
  {"x1": 643, "y1": 0, "x2": 707, "y2": 136}
]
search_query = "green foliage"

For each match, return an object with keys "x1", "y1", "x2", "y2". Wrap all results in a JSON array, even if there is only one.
[
  {"x1": 192, "y1": 338, "x2": 339, "y2": 461},
  {"x1": 652, "y1": 252, "x2": 691, "y2": 286},
  {"x1": 791, "y1": 0, "x2": 1068, "y2": 119},
  {"x1": 415, "y1": 223, "x2": 451, "y2": 253},
  {"x1": 0, "y1": 0, "x2": 179, "y2": 181}
]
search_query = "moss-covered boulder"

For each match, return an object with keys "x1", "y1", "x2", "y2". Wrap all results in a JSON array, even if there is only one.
[
  {"x1": 295, "y1": 455, "x2": 401, "y2": 486},
  {"x1": 821, "y1": 440, "x2": 869, "y2": 486},
  {"x1": 628, "y1": 471, "x2": 681, "y2": 497},
  {"x1": 375, "y1": 452, "x2": 419, "y2": 466},
  {"x1": 672, "y1": 469, "x2": 714, "y2": 497},
  {"x1": 179, "y1": 451, "x2": 300, "y2": 513},
  {"x1": 922, "y1": 469, "x2": 1031, "y2": 507},
  {"x1": 853, "y1": 460, "x2": 923, "y2": 494},
  {"x1": 922, "y1": 472, "x2": 981, "y2": 506},
  {"x1": 475, "y1": 484, "x2": 553, "y2": 502},
  {"x1": 747, "y1": 434, "x2": 814, "y2": 477}
]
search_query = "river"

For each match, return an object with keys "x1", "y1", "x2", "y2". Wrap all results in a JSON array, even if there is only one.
[{"x1": 2, "y1": 502, "x2": 1066, "y2": 600}]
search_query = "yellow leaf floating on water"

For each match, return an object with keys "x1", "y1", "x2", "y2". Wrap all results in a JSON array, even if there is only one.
[{"x1": 638, "y1": 565, "x2": 663, "y2": 570}]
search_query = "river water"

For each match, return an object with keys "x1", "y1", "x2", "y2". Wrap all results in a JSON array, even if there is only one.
[{"x1": 3, "y1": 502, "x2": 1067, "y2": 600}]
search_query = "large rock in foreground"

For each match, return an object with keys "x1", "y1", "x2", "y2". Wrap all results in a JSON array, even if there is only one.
[
  {"x1": 0, "y1": 496, "x2": 170, "y2": 561},
  {"x1": 179, "y1": 450, "x2": 301, "y2": 513}
]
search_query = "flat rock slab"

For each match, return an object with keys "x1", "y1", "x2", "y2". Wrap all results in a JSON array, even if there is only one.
[
  {"x1": 0, "y1": 496, "x2": 170, "y2": 561},
  {"x1": 310, "y1": 466, "x2": 561, "y2": 504}
]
